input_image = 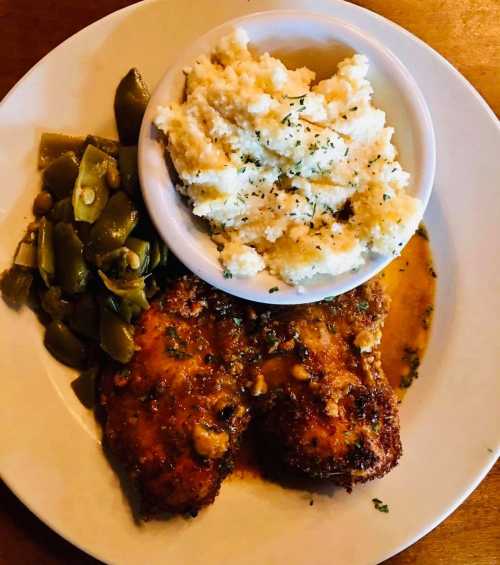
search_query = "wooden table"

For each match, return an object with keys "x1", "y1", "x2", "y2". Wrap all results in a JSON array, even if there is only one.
[{"x1": 0, "y1": 1, "x2": 498, "y2": 563}]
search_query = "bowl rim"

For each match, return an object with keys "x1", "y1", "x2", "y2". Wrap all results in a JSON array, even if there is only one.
[{"x1": 138, "y1": 8, "x2": 436, "y2": 305}]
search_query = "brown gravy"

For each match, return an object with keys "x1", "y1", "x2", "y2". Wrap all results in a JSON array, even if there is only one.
[{"x1": 233, "y1": 229, "x2": 436, "y2": 476}]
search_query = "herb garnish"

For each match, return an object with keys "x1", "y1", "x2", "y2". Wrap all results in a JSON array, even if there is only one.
[
  {"x1": 372, "y1": 498, "x2": 389, "y2": 513},
  {"x1": 357, "y1": 300, "x2": 369, "y2": 312},
  {"x1": 223, "y1": 269, "x2": 233, "y2": 279},
  {"x1": 400, "y1": 346, "x2": 420, "y2": 388},
  {"x1": 268, "y1": 286, "x2": 279, "y2": 293}
]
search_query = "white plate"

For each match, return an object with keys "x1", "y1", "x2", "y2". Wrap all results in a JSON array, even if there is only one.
[
  {"x1": 138, "y1": 9, "x2": 436, "y2": 305},
  {"x1": 0, "y1": 1, "x2": 498, "y2": 564}
]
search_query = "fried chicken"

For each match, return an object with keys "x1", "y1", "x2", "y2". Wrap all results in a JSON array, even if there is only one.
[
  {"x1": 99, "y1": 276, "x2": 255, "y2": 515},
  {"x1": 100, "y1": 275, "x2": 401, "y2": 515},
  {"x1": 250, "y1": 279, "x2": 401, "y2": 488}
]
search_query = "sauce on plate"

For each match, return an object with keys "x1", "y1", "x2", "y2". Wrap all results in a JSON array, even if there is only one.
[
  {"x1": 380, "y1": 227, "x2": 436, "y2": 398},
  {"x1": 233, "y1": 228, "x2": 436, "y2": 477}
]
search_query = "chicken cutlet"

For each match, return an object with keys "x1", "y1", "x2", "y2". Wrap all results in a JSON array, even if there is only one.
[
  {"x1": 99, "y1": 275, "x2": 255, "y2": 515},
  {"x1": 249, "y1": 279, "x2": 401, "y2": 488},
  {"x1": 100, "y1": 275, "x2": 401, "y2": 515}
]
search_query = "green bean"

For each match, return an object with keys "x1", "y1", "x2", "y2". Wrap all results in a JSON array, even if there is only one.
[
  {"x1": 114, "y1": 69, "x2": 150, "y2": 145},
  {"x1": 83, "y1": 135, "x2": 120, "y2": 158},
  {"x1": 14, "y1": 240, "x2": 37, "y2": 269},
  {"x1": 40, "y1": 286, "x2": 72, "y2": 321},
  {"x1": 49, "y1": 197, "x2": 74, "y2": 223},
  {"x1": 53, "y1": 222, "x2": 89, "y2": 294},
  {"x1": 150, "y1": 237, "x2": 168, "y2": 271},
  {"x1": 118, "y1": 299, "x2": 142, "y2": 323},
  {"x1": 44, "y1": 320, "x2": 87, "y2": 368},
  {"x1": 43, "y1": 152, "x2": 80, "y2": 200},
  {"x1": 38, "y1": 133, "x2": 85, "y2": 169},
  {"x1": 98, "y1": 270, "x2": 149, "y2": 310},
  {"x1": 37, "y1": 217, "x2": 55, "y2": 286},
  {"x1": 75, "y1": 221, "x2": 92, "y2": 245},
  {"x1": 71, "y1": 366, "x2": 99, "y2": 409},
  {"x1": 145, "y1": 274, "x2": 160, "y2": 299},
  {"x1": 89, "y1": 191, "x2": 138, "y2": 253},
  {"x1": 73, "y1": 145, "x2": 113, "y2": 223},
  {"x1": 0, "y1": 266, "x2": 33, "y2": 308},
  {"x1": 106, "y1": 161, "x2": 121, "y2": 190},
  {"x1": 94, "y1": 247, "x2": 129, "y2": 275},
  {"x1": 33, "y1": 191, "x2": 54, "y2": 216},
  {"x1": 99, "y1": 303, "x2": 135, "y2": 363},
  {"x1": 125, "y1": 237, "x2": 150, "y2": 274},
  {"x1": 118, "y1": 145, "x2": 139, "y2": 195},
  {"x1": 70, "y1": 293, "x2": 99, "y2": 339}
]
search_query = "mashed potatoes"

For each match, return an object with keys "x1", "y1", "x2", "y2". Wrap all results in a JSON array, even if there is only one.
[{"x1": 155, "y1": 28, "x2": 423, "y2": 285}]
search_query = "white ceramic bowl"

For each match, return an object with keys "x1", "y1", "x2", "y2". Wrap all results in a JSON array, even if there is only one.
[{"x1": 138, "y1": 9, "x2": 435, "y2": 305}]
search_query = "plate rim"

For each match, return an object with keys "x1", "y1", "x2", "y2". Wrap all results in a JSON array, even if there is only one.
[{"x1": 0, "y1": 1, "x2": 498, "y2": 563}]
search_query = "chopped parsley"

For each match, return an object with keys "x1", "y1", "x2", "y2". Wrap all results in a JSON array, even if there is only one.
[
  {"x1": 422, "y1": 305, "x2": 434, "y2": 329},
  {"x1": 223, "y1": 269, "x2": 233, "y2": 279},
  {"x1": 400, "y1": 347, "x2": 420, "y2": 388},
  {"x1": 166, "y1": 326, "x2": 180, "y2": 339},
  {"x1": 268, "y1": 286, "x2": 279, "y2": 294},
  {"x1": 265, "y1": 332, "x2": 279, "y2": 346},
  {"x1": 372, "y1": 498, "x2": 389, "y2": 513},
  {"x1": 357, "y1": 300, "x2": 369, "y2": 312},
  {"x1": 232, "y1": 317, "x2": 243, "y2": 326},
  {"x1": 165, "y1": 348, "x2": 192, "y2": 360}
]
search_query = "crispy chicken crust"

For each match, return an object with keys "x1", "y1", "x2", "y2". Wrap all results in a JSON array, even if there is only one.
[
  {"x1": 99, "y1": 276, "x2": 255, "y2": 515},
  {"x1": 250, "y1": 280, "x2": 401, "y2": 488},
  {"x1": 100, "y1": 275, "x2": 401, "y2": 515}
]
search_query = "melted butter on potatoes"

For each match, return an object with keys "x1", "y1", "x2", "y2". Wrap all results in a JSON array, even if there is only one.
[{"x1": 155, "y1": 28, "x2": 422, "y2": 285}]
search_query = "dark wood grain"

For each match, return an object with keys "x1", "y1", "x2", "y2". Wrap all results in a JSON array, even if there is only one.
[{"x1": 0, "y1": 1, "x2": 498, "y2": 564}]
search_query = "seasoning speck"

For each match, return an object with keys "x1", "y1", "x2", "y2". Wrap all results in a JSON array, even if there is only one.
[{"x1": 372, "y1": 498, "x2": 389, "y2": 513}]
